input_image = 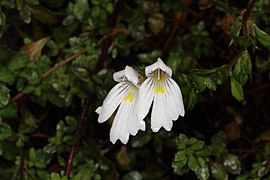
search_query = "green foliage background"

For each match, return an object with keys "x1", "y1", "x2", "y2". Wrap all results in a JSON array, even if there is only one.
[{"x1": 0, "y1": 0, "x2": 270, "y2": 179}]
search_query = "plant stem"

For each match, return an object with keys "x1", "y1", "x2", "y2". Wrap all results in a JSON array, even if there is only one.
[
  {"x1": 41, "y1": 49, "x2": 85, "y2": 78},
  {"x1": 95, "y1": 0, "x2": 124, "y2": 72},
  {"x1": 12, "y1": 49, "x2": 85, "y2": 102},
  {"x1": 242, "y1": 0, "x2": 257, "y2": 37},
  {"x1": 64, "y1": 97, "x2": 91, "y2": 177}
]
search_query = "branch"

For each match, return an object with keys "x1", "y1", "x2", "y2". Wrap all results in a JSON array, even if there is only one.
[
  {"x1": 242, "y1": 0, "x2": 257, "y2": 37},
  {"x1": 12, "y1": 49, "x2": 86, "y2": 102},
  {"x1": 65, "y1": 96, "x2": 91, "y2": 177},
  {"x1": 65, "y1": 1, "x2": 125, "y2": 176},
  {"x1": 95, "y1": 0, "x2": 124, "y2": 72},
  {"x1": 41, "y1": 49, "x2": 85, "y2": 78}
]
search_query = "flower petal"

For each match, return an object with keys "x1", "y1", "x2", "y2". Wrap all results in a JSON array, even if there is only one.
[
  {"x1": 113, "y1": 69, "x2": 125, "y2": 82},
  {"x1": 145, "y1": 58, "x2": 172, "y2": 77},
  {"x1": 96, "y1": 82, "x2": 130, "y2": 123},
  {"x1": 126, "y1": 85, "x2": 146, "y2": 135},
  {"x1": 151, "y1": 90, "x2": 172, "y2": 132},
  {"x1": 167, "y1": 78, "x2": 185, "y2": 117},
  {"x1": 110, "y1": 101, "x2": 130, "y2": 144},
  {"x1": 125, "y1": 66, "x2": 141, "y2": 88},
  {"x1": 136, "y1": 77, "x2": 154, "y2": 121},
  {"x1": 164, "y1": 77, "x2": 185, "y2": 119}
]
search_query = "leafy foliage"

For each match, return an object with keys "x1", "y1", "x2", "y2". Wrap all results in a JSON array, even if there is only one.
[{"x1": 0, "y1": 0, "x2": 269, "y2": 179}]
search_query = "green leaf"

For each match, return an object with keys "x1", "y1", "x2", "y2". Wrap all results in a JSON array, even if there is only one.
[
  {"x1": 51, "y1": 173, "x2": 61, "y2": 180},
  {"x1": 191, "y1": 140, "x2": 205, "y2": 151},
  {"x1": 230, "y1": 77, "x2": 244, "y2": 101},
  {"x1": 138, "y1": 50, "x2": 162, "y2": 63},
  {"x1": 204, "y1": 77, "x2": 217, "y2": 91},
  {"x1": 24, "y1": 111, "x2": 37, "y2": 128},
  {"x1": 175, "y1": 150, "x2": 186, "y2": 161},
  {"x1": 185, "y1": 88, "x2": 197, "y2": 109},
  {"x1": 254, "y1": 23, "x2": 270, "y2": 48},
  {"x1": 176, "y1": 133, "x2": 188, "y2": 149},
  {"x1": 229, "y1": 15, "x2": 242, "y2": 46},
  {"x1": 0, "y1": 102, "x2": 17, "y2": 118},
  {"x1": 122, "y1": 171, "x2": 143, "y2": 180},
  {"x1": 0, "y1": 1, "x2": 15, "y2": 9},
  {"x1": 28, "y1": 5, "x2": 58, "y2": 24},
  {"x1": 193, "y1": 76, "x2": 207, "y2": 92},
  {"x1": 195, "y1": 166, "x2": 210, "y2": 180},
  {"x1": 19, "y1": 4, "x2": 31, "y2": 23},
  {"x1": 0, "y1": 68, "x2": 14, "y2": 83},
  {"x1": 0, "y1": 123, "x2": 12, "y2": 141},
  {"x1": 62, "y1": 15, "x2": 75, "y2": 26},
  {"x1": 188, "y1": 155, "x2": 198, "y2": 171},
  {"x1": 73, "y1": 0, "x2": 89, "y2": 20},
  {"x1": 8, "y1": 52, "x2": 30, "y2": 71},
  {"x1": 167, "y1": 52, "x2": 182, "y2": 73},
  {"x1": 172, "y1": 156, "x2": 188, "y2": 174},
  {"x1": 224, "y1": 154, "x2": 241, "y2": 174},
  {"x1": 232, "y1": 50, "x2": 252, "y2": 85},
  {"x1": 211, "y1": 162, "x2": 228, "y2": 180},
  {"x1": 2, "y1": 142, "x2": 16, "y2": 161},
  {"x1": 211, "y1": 132, "x2": 226, "y2": 155},
  {"x1": 195, "y1": 146, "x2": 212, "y2": 157},
  {"x1": 0, "y1": 84, "x2": 10, "y2": 108},
  {"x1": 91, "y1": 5, "x2": 100, "y2": 18},
  {"x1": 0, "y1": 11, "x2": 6, "y2": 26},
  {"x1": 29, "y1": 148, "x2": 37, "y2": 161}
]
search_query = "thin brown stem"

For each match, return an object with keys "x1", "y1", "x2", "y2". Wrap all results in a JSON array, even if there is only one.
[
  {"x1": 64, "y1": 97, "x2": 91, "y2": 177},
  {"x1": 41, "y1": 49, "x2": 85, "y2": 79},
  {"x1": 12, "y1": 49, "x2": 86, "y2": 102}
]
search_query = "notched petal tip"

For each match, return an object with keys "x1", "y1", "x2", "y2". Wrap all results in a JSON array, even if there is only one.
[
  {"x1": 110, "y1": 134, "x2": 129, "y2": 145},
  {"x1": 152, "y1": 127, "x2": 161, "y2": 133},
  {"x1": 145, "y1": 58, "x2": 172, "y2": 77},
  {"x1": 180, "y1": 109, "x2": 185, "y2": 117},
  {"x1": 113, "y1": 69, "x2": 125, "y2": 82},
  {"x1": 125, "y1": 66, "x2": 141, "y2": 87},
  {"x1": 95, "y1": 107, "x2": 102, "y2": 114},
  {"x1": 140, "y1": 120, "x2": 146, "y2": 131},
  {"x1": 157, "y1": 58, "x2": 172, "y2": 77}
]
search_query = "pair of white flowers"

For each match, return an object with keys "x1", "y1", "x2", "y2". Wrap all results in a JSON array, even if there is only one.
[{"x1": 96, "y1": 58, "x2": 185, "y2": 144}]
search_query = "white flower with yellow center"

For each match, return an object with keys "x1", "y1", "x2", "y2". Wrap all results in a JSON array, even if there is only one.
[
  {"x1": 96, "y1": 66, "x2": 145, "y2": 144},
  {"x1": 136, "y1": 58, "x2": 185, "y2": 132}
]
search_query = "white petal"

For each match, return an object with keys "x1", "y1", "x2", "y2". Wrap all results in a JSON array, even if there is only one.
[
  {"x1": 157, "y1": 58, "x2": 172, "y2": 77},
  {"x1": 113, "y1": 69, "x2": 125, "y2": 82},
  {"x1": 110, "y1": 101, "x2": 130, "y2": 144},
  {"x1": 128, "y1": 86, "x2": 146, "y2": 135},
  {"x1": 124, "y1": 66, "x2": 141, "y2": 88},
  {"x1": 96, "y1": 82, "x2": 130, "y2": 123},
  {"x1": 151, "y1": 89, "x2": 172, "y2": 132},
  {"x1": 164, "y1": 77, "x2": 185, "y2": 119},
  {"x1": 136, "y1": 77, "x2": 154, "y2": 121},
  {"x1": 145, "y1": 58, "x2": 172, "y2": 77}
]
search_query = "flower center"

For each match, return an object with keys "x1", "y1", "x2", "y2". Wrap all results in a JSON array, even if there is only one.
[
  {"x1": 154, "y1": 85, "x2": 165, "y2": 94},
  {"x1": 153, "y1": 69, "x2": 166, "y2": 94},
  {"x1": 123, "y1": 92, "x2": 135, "y2": 102},
  {"x1": 153, "y1": 69, "x2": 166, "y2": 81}
]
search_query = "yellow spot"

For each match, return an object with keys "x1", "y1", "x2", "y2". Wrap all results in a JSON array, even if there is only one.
[
  {"x1": 123, "y1": 93, "x2": 135, "y2": 102},
  {"x1": 154, "y1": 85, "x2": 165, "y2": 94}
]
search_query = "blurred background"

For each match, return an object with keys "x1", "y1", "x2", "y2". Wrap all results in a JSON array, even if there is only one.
[{"x1": 0, "y1": 0, "x2": 270, "y2": 179}]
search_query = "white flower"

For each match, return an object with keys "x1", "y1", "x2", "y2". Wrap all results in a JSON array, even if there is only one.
[
  {"x1": 96, "y1": 66, "x2": 145, "y2": 144},
  {"x1": 136, "y1": 58, "x2": 185, "y2": 132}
]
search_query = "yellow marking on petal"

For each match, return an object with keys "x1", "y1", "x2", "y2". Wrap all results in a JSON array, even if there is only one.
[
  {"x1": 123, "y1": 92, "x2": 135, "y2": 102},
  {"x1": 154, "y1": 85, "x2": 165, "y2": 94}
]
